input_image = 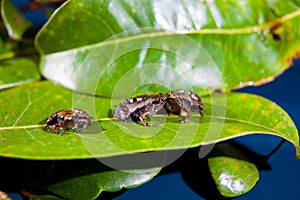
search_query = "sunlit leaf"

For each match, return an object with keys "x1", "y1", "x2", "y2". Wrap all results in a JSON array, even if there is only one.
[
  {"x1": 36, "y1": 0, "x2": 300, "y2": 95},
  {"x1": 0, "y1": 81, "x2": 298, "y2": 159}
]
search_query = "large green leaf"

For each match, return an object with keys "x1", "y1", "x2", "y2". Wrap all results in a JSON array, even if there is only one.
[
  {"x1": 0, "y1": 81, "x2": 298, "y2": 159},
  {"x1": 36, "y1": 0, "x2": 300, "y2": 95}
]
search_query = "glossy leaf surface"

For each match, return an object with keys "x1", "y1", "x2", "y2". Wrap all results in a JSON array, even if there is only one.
[
  {"x1": 0, "y1": 81, "x2": 298, "y2": 159},
  {"x1": 208, "y1": 143, "x2": 259, "y2": 197},
  {"x1": 36, "y1": 0, "x2": 300, "y2": 95}
]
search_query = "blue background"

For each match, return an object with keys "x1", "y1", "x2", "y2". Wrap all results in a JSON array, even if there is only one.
[{"x1": 8, "y1": 1, "x2": 300, "y2": 199}]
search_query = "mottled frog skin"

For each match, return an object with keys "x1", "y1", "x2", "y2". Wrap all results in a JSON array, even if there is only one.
[
  {"x1": 115, "y1": 90, "x2": 204, "y2": 126},
  {"x1": 45, "y1": 108, "x2": 91, "y2": 135}
]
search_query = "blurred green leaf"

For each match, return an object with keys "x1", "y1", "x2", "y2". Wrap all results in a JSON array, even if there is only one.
[
  {"x1": 1, "y1": 0, "x2": 31, "y2": 40},
  {"x1": 0, "y1": 81, "x2": 298, "y2": 159},
  {"x1": 0, "y1": 27, "x2": 40, "y2": 89},
  {"x1": 0, "y1": 55, "x2": 40, "y2": 89},
  {"x1": 208, "y1": 143, "x2": 259, "y2": 197},
  {"x1": 0, "y1": 0, "x2": 40, "y2": 90},
  {"x1": 0, "y1": 4, "x2": 40, "y2": 90},
  {"x1": 36, "y1": 0, "x2": 300, "y2": 95}
]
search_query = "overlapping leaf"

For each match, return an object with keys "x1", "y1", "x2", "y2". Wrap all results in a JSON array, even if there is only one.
[
  {"x1": 36, "y1": 0, "x2": 300, "y2": 95},
  {"x1": 0, "y1": 56, "x2": 40, "y2": 89},
  {"x1": 0, "y1": 36, "x2": 39, "y2": 90},
  {"x1": 0, "y1": 1, "x2": 40, "y2": 89}
]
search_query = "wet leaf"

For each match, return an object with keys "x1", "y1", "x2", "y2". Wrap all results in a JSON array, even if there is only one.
[
  {"x1": 36, "y1": 0, "x2": 300, "y2": 95},
  {"x1": 0, "y1": 81, "x2": 298, "y2": 159},
  {"x1": 208, "y1": 143, "x2": 259, "y2": 197},
  {"x1": 1, "y1": 0, "x2": 32, "y2": 40}
]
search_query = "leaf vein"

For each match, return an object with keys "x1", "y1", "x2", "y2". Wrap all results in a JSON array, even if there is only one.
[
  {"x1": 12, "y1": 91, "x2": 32, "y2": 127},
  {"x1": 24, "y1": 129, "x2": 46, "y2": 146}
]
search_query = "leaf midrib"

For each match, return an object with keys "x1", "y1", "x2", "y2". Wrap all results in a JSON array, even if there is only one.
[{"x1": 0, "y1": 114, "x2": 293, "y2": 138}]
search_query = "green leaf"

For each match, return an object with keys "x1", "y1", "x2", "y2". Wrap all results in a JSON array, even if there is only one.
[
  {"x1": 45, "y1": 167, "x2": 161, "y2": 200},
  {"x1": 208, "y1": 143, "x2": 259, "y2": 197},
  {"x1": 1, "y1": 0, "x2": 32, "y2": 40},
  {"x1": 36, "y1": 0, "x2": 300, "y2": 95},
  {"x1": 0, "y1": 81, "x2": 298, "y2": 159},
  {"x1": 0, "y1": 55, "x2": 40, "y2": 89},
  {"x1": 0, "y1": 0, "x2": 40, "y2": 90},
  {"x1": 0, "y1": 14, "x2": 40, "y2": 90}
]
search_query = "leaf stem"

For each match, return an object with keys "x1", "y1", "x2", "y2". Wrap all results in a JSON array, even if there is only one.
[
  {"x1": 92, "y1": 117, "x2": 117, "y2": 122},
  {"x1": 0, "y1": 124, "x2": 45, "y2": 130},
  {"x1": 0, "y1": 117, "x2": 118, "y2": 130},
  {"x1": 264, "y1": 139, "x2": 286, "y2": 161}
]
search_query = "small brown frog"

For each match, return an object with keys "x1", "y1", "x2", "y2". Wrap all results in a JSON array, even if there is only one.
[
  {"x1": 114, "y1": 93, "x2": 167, "y2": 126},
  {"x1": 164, "y1": 90, "x2": 204, "y2": 123},
  {"x1": 44, "y1": 108, "x2": 92, "y2": 135}
]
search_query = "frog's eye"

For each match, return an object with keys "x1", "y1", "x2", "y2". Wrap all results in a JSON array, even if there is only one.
[{"x1": 124, "y1": 97, "x2": 144, "y2": 104}]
